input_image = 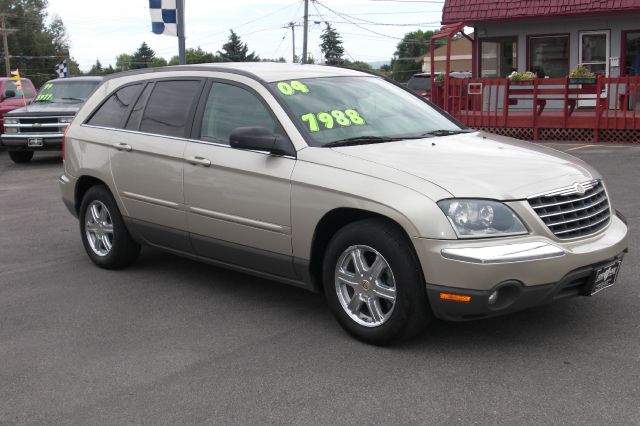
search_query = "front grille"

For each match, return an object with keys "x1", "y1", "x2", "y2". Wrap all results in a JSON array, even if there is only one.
[
  {"x1": 528, "y1": 180, "x2": 610, "y2": 239},
  {"x1": 19, "y1": 117, "x2": 58, "y2": 125}
]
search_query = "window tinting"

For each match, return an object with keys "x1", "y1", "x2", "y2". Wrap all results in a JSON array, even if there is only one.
[
  {"x1": 140, "y1": 80, "x2": 201, "y2": 138},
  {"x1": 200, "y1": 83, "x2": 277, "y2": 144},
  {"x1": 87, "y1": 84, "x2": 142, "y2": 128},
  {"x1": 125, "y1": 83, "x2": 153, "y2": 130}
]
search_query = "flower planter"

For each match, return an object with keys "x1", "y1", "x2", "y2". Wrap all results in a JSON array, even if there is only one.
[{"x1": 569, "y1": 77, "x2": 596, "y2": 85}]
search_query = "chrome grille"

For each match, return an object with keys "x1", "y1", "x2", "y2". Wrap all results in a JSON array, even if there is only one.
[{"x1": 528, "y1": 180, "x2": 610, "y2": 239}]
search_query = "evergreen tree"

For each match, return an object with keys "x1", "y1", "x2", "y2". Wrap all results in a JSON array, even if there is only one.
[
  {"x1": 217, "y1": 30, "x2": 259, "y2": 62},
  {"x1": 88, "y1": 59, "x2": 103, "y2": 75},
  {"x1": 320, "y1": 23, "x2": 344, "y2": 65},
  {"x1": 129, "y1": 42, "x2": 156, "y2": 69},
  {"x1": 0, "y1": 1, "x2": 70, "y2": 85}
]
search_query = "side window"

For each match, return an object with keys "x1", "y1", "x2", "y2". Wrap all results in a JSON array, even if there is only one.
[
  {"x1": 125, "y1": 83, "x2": 153, "y2": 131},
  {"x1": 87, "y1": 84, "x2": 142, "y2": 128},
  {"x1": 200, "y1": 83, "x2": 277, "y2": 144},
  {"x1": 140, "y1": 80, "x2": 201, "y2": 138}
]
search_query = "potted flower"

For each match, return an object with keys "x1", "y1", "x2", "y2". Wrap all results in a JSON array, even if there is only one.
[
  {"x1": 508, "y1": 71, "x2": 536, "y2": 84},
  {"x1": 433, "y1": 73, "x2": 446, "y2": 84},
  {"x1": 569, "y1": 65, "x2": 596, "y2": 84}
]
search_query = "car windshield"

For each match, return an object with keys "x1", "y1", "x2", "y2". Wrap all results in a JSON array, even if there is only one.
[
  {"x1": 34, "y1": 80, "x2": 100, "y2": 103},
  {"x1": 270, "y1": 76, "x2": 462, "y2": 146},
  {"x1": 408, "y1": 75, "x2": 431, "y2": 91}
]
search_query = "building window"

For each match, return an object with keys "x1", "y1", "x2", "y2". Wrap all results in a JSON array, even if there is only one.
[
  {"x1": 623, "y1": 31, "x2": 640, "y2": 76},
  {"x1": 528, "y1": 35, "x2": 569, "y2": 78},
  {"x1": 480, "y1": 38, "x2": 517, "y2": 78}
]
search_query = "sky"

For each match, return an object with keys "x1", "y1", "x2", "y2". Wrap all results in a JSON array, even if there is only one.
[{"x1": 46, "y1": 0, "x2": 446, "y2": 71}]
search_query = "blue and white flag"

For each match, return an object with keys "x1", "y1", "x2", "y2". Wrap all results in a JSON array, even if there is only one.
[{"x1": 149, "y1": 0, "x2": 177, "y2": 36}]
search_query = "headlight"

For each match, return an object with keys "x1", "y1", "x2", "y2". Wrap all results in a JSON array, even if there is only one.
[
  {"x1": 438, "y1": 199, "x2": 528, "y2": 239},
  {"x1": 59, "y1": 117, "x2": 73, "y2": 123},
  {"x1": 4, "y1": 118, "x2": 18, "y2": 124}
]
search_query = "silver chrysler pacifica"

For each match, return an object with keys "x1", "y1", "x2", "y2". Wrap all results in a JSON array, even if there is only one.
[{"x1": 59, "y1": 63, "x2": 628, "y2": 344}]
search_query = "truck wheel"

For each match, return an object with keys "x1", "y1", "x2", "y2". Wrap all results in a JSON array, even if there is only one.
[
  {"x1": 322, "y1": 218, "x2": 431, "y2": 345},
  {"x1": 79, "y1": 185, "x2": 140, "y2": 269},
  {"x1": 9, "y1": 150, "x2": 34, "y2": 163}
]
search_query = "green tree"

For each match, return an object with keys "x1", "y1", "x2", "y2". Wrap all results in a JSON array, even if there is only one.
[
  {"x1": 169, "y1": 47, "x2": 220, "y2": 65},
  {"x1": 390, "y1": 30, "x2": 437, "y2": 82},
  {"x1": 0, "y1": 1, "x2": 70, "y2": 85},
  {"x1": 129, "y1": 42, "x2": 156, "y2": 69},
  {"x1": 261, "y1": 57, "x2": 287, "y2": 63},
  {"x1": 344, "y1": 60, "x2": 372, "y2": 71},
  {"x1": 115, "y1": 53, "x2": 131, "y2": 72},
  {"x1": 320, "y1": 23, "x2": 344, "y2": 65},
  {"x1": 149, "y1": 57, "x2": 167, "y2": 68},
  {"x1": 217, "y1": 30, "x2": 259, "y2": 62},
  {"x1": 88, "y1": 59, "x2": 103, "y2": 75}
]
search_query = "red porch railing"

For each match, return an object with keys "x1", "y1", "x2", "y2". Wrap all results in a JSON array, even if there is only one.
[{"x1": 431, "y1": 76, "x2": 640, "y2": 142}]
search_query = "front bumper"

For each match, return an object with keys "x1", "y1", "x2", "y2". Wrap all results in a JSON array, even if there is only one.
[
  {"x1": 426, "y1": 252, "x2": 626, "y2": 321},
  {"x1": 413, "y1": 214, "x2": 628, "y2": 320},
  {"x1": 1, "y1": 133, "x2": 63, "y2": 150}
]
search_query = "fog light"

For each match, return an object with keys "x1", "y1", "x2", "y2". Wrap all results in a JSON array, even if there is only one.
[{"x1": 488, "y1": 290, "x2": 499, "y2": 305}]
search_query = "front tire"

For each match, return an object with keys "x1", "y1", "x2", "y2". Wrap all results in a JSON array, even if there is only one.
[
  {"x1": 9, "y1": 150, "x2": 34, "y2": 163},
  {"x1": 79, "y1": 185, "x2": 140, "y2": 269},
  {"x1": 322, "y1": 219, "x2": 431, "y2": 345}
]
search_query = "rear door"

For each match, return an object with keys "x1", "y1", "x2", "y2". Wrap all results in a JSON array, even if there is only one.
[
  {"x1": 183, "y1": 79, "x2": 297, "y2": 278},
  {"x1": 102, "y1": 78, "x2": 205, "y2": 251}
]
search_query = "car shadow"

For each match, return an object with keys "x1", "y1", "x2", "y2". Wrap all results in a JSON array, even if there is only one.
[{"x1": 128, "y1": 246, "x2": 602, "y2": 351}]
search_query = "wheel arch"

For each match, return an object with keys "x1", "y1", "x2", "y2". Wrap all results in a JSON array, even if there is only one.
[
  {"x1": 74, "y1": 175, "x2": 109, "y2": 215},
  {"x1": 307, "y1": 207, "x2": 424, "y2": 294}
]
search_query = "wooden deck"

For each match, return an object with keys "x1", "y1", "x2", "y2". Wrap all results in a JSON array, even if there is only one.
[{"x1": 431, "y1": 76, "x2": 640, "y2": 142}]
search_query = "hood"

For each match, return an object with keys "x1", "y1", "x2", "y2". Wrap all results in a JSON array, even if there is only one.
[
  {"x1": 5, "y1": 102, "x2": 82, "y2": 116},
  {"x1": 330, "y1": 132, "x2": 599, "y2": 200}
]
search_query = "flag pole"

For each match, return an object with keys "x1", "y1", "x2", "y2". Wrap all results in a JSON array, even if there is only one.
[{"x1": 177, "y1": 0, "x2": 186, "y2": 65}]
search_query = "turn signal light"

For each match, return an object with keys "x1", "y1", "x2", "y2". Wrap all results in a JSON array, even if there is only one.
[{"x1": 439, "y1": 293, "x2": 472, "y2": 303}]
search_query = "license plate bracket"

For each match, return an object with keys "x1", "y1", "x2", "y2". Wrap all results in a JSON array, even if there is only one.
[
  {"x1": 27, "y1": 138, "x2": 43, "y2": 147},
  {"x1": 589, "y1": 259, "x2": 623, "y2": 296}
]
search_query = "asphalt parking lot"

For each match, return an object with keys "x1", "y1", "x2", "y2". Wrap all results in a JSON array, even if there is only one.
[{"x1": 1, "y1": 143, "x2": 638, "y2": 425}]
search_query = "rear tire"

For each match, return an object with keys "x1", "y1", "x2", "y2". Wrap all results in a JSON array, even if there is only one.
[
  {"x1": 79, "y1": 185, "x2": 140, "y2": 269},
  {"x1": 322, "y1": 218, "x2": 431, "y2": 345},
  {"x1": 9, "y1": 150, "x2": 34, "y2": 163}
]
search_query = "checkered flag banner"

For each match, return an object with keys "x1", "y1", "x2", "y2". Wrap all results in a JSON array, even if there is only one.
[
  {"x1": 149, "y1": 0, "x2": 178, "y2": 36},
  {"x1": 55, "y1": 60, "x2": 68, "y2": 78}
]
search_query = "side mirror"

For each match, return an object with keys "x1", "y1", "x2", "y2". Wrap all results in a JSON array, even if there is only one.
[
  {"x1": 229, "y1": 126, "x2": 295, "y2": 156},
  {"x1": 3, "y1": 90, "x2": 16, "y2": 99}
]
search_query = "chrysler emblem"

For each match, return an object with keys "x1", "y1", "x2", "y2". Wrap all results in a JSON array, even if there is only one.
[
  {"x1": 33, "y1": 122, "x2": 41, "y2": 127},
  {"x1": 574, "y1": 183, "x2": 586, "y2": 195}
]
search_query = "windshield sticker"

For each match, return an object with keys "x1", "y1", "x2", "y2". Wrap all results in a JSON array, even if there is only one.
[
  {"x1": 42, "y1": 83, "x2": 53, "y2": 90},
  {"x1": 35, "y1": 93, "x2": 53, "y2": 101},
  {"x1": 277, "y1": 80, "x2": 310, "y2": 96},
  {"x1": 301, "y1": 109, "x2": 366, "y2": 132}
]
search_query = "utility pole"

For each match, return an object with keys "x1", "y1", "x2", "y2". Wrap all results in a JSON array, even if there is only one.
[
  {"x1": 302, "y1": 0, "x2": 309, "y2": 64},
  {"x1": 287, "y1": 22, "x2": 296, "y2": 63},
  {"x1": 0, "y1": 13, "x2": 18, "y2": 77},
  {"x1": 177, "y1": 0, "x2": 186, "y2": 65}
]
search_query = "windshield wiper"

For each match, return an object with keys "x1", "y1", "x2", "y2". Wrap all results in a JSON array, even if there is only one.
[
  {"x1": 420, "y1": 129, "x2": 474, "y2": 137},
  {"x1": 323, "y1": 136, "x2": 407, "y2": 148},
  {"x1": 61, "y1": 97, "x2": 84, "y2": 102}
]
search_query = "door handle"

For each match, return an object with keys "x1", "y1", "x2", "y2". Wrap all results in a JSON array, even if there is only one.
[
  {"x1": 186, "y1": 156, "x2": 211, "y2": 167},
  {"x1": 113, "y1": 143, "x2": 132, "y2": 152}
]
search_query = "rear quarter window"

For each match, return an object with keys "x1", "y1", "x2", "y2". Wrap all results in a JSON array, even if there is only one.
[{"x1": 87, "y1": 84, "x2": 142, "y2": 128}]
